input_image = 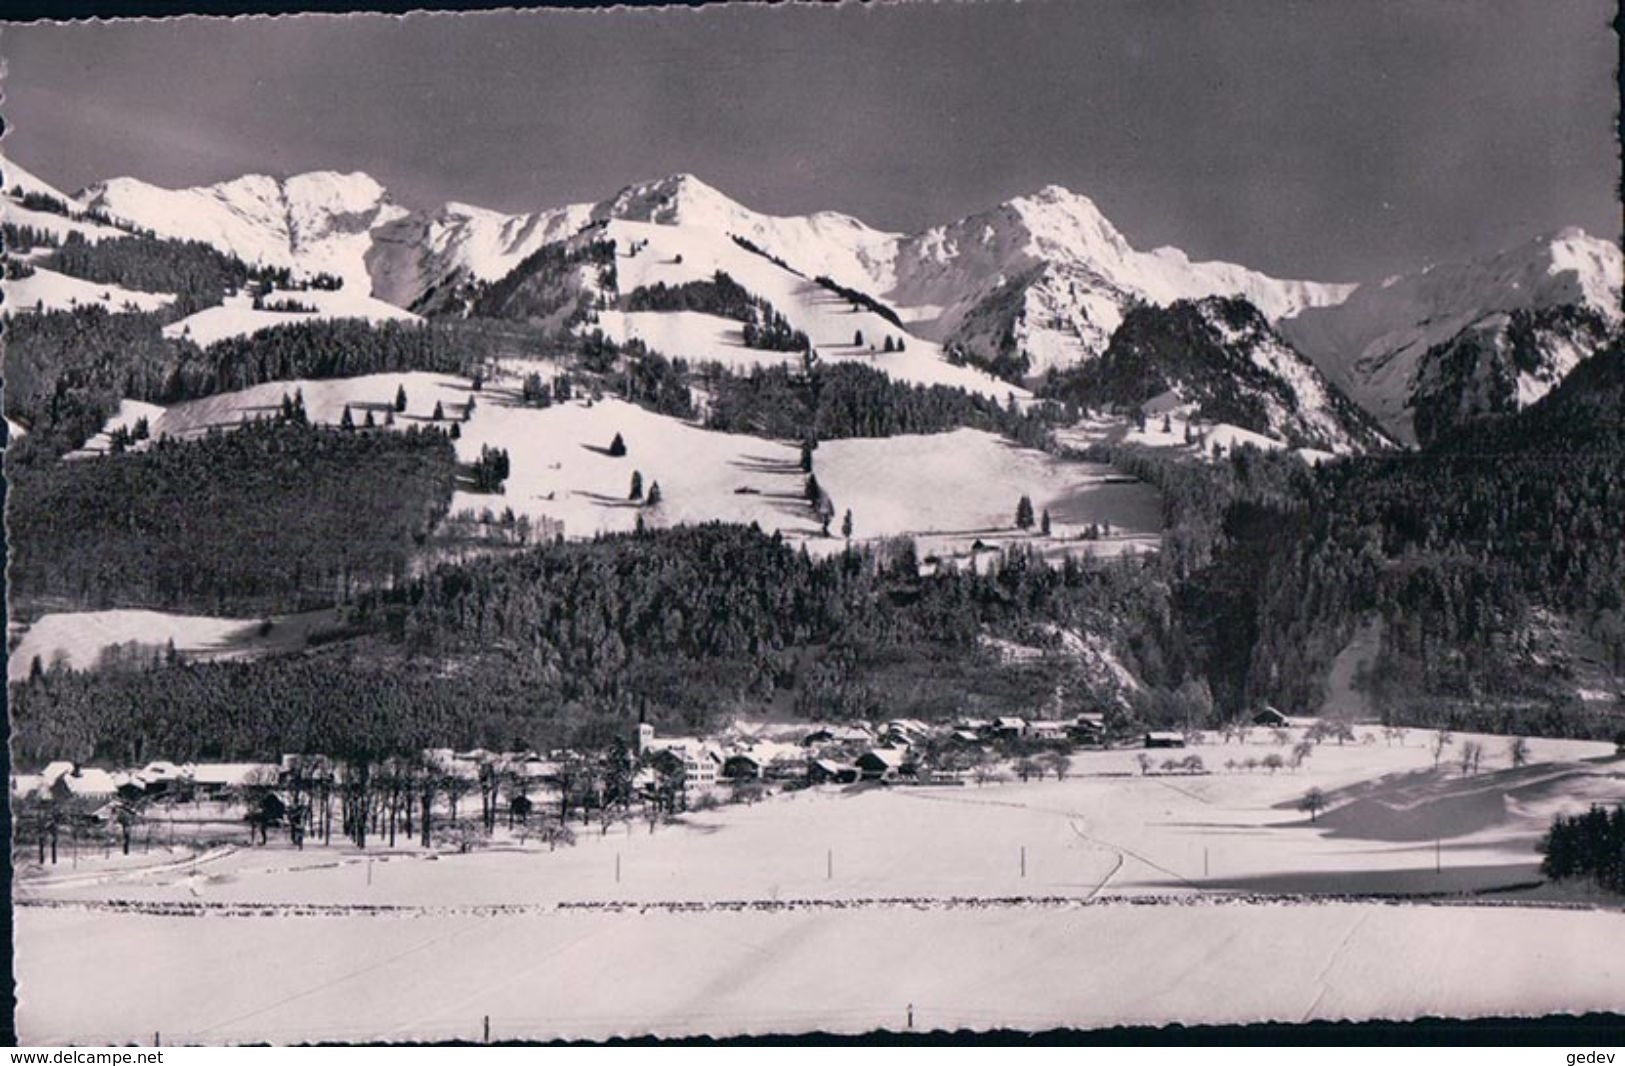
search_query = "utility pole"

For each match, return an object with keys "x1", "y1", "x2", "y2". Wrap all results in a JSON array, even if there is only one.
[
  {"x1": 827, "y1": 848, "x2": 833, "y2": 880},
  {"x1": 1020, "y1": 846, "x2": 1026, "y2": 878}
]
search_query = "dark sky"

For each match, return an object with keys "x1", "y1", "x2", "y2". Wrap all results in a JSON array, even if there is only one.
[{"x1": 1, "y1": 0, "x2": 1617, "y2": 281}]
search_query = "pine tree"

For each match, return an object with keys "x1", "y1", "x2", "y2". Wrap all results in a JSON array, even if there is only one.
[
  {"x1": 1041, "y1": 509, "x2": 1052, "y2": 536},
  {"x1": 1161, "y1": 413, "x2": 1172, "y2": 433},
  {"x1": 799, "y1": 440, "x2": 814, "y2": 473},
  {"x1": 384, "y1": 408, "x2": 395, "y2": 427},
  {"x1": 841, "y1": 509, "x2": 853, "y2": 539},
  {"x1": 853, "y1": 329, "x2": 864, "y2": 347},
  {"x1": 340, "y1": 405, "x2": 355, "y2": 431},
  {"x1": 1015, "y1": 495, "x2": 1035, "y2": 530},
  {"x1": 805, "y1": 474, "x2": 823, "y2": 504},
  {"x1": 394, "y1": 384, "x2": 408, "y2": 413},
  {"x1": 883, "y1": 336, "x2": 895, "y2": 353},
  {"x1": 450, "y1": 422, "x2": 462, "y2": 440},
  {"x1": 465, "y1": 397, "x2": 476, "y2": 422},
  {"x1": 629, "y1": 470, "x2": 644, "y2": 501},
  {"x1": 363, "y1": 409, "x2": 376, "y2": 429},
  {"x1": 645, "y1": 481, "x2": 662, "y2": 507},
  {"x1": 609, "y1": 432, "x2": 627, "y2": 457},
  {"x1": 431, "y1": 400, "x2": 445, "y2": 422}
]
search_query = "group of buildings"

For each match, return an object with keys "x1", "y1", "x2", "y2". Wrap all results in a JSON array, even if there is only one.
[{"x1": 12, "y1": 707, "x2": 1229, "y2": 827}]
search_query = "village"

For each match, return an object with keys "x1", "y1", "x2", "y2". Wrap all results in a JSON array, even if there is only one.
[{"x1": 8, "y1": 707, "x2": 1278, "y2": 864}]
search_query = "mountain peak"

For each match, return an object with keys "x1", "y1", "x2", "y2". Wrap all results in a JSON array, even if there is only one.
[{"x1": 596, "y1": 172, "x2": 748, "y2": 227}]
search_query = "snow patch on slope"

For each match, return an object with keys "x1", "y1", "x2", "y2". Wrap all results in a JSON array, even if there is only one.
[
  {"x1": 2, "y1": 267, "x2": 175, "y2": 316},
  {"x1": 161, "y1": 290, "x2": 418, "y2": 347}
]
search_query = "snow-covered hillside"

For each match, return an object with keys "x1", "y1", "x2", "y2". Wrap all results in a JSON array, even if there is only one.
[
  {"x1": 2, "y1": 157, "x2": 129, "y2": 245},
  {"x1": 1059, "y1": 297, "x2": 1388, "y2": 454},
  {"x1": 2, "y1": 267, "x2": 175, "y2": 316},
  {"x1": 78, "y1": 170, "x2": 411, "y2": 291},
  {"x1": 160, "y1": 290, "x2": 419, "y2": 347},
  {"x1": 587, "y1": 218, "x2": 1022, "y2": 399},
  {"x1": 77, "y1": 368, "x2": 1157, "y2": 564},
  {"x1": 1281, "y1": 228, "x2": 1624, "y2": 443}
]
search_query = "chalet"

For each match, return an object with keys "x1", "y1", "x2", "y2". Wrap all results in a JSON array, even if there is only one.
[
  {"x1": 1144, "y1": 731, "x2": 1187, "y2": 749},
  {"x1": 1252, "y1": 706, "x2": 1289, "y2": 728},
  {"x1": 886, "y1": 719, "x2": 932, "y2": 743},
  {"x1": 189, "y1": 762, "x2": 281, "y2": 797},
  {"x1": 989, "y1": 717, "x2": 1027, "y2": 740},
  {"x1": 140, "y1": 761, "x2": 187, "y2": 795},
  {"x1": 50, "y1": 767, "x2": 118, "y2": 802},
  {"x1": 1068, "y1": 714, "x2": 1106, "y2": 744},
  {"x1": 800, "y1": 724, "x2": 872, "y2": 748},
  {"x1": 807, "y1": 758, "x2": 859, "y2": 785},
  {"x1": 856, "y1": 747, "x2": 909, "y2": 781},
  {"x1": 722, "y1": 752, "x2": 764, "y2": 781},
  {"x1": 1027, "y1": 720, "x2": 1068, "y2": 742},
  {"x1": 110, "y1": 771, "x2": 148, "y2": 802}
]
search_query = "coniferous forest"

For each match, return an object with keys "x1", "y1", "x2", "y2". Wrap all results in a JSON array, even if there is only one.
[{"x1": 8, "y1": 420, "x2": 456, "y2": 617}]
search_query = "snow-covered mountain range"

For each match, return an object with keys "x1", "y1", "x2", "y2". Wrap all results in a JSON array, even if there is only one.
[
  {"x1": 1280, "y1": 228, "x2": 1623, "y2": 443},
  {"x1": 6, "y1": 157, "x2": 1619, "y2": 446}
]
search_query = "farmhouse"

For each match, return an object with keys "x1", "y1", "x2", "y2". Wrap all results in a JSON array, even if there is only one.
[
  {"x1": 1252, "y1": 706, "x2": 1289, "y2": 728},
  {"x1": 1144, "y1": 731, "x2": 1187, "y2": 749},
  {"x1": 1027, "y1": 720, "x2": 1068, "y2": 742},
  {"x1": 722, "y1": 752, "x2": 764, "y2": 781},
  {"x1": 1068, "y1": 714, "x2": 1105, "y2": 744},
  {"x1": 50, "y1": 767, "x2": 117, "y2": 801},
  {"x1": 801, "y1": 724, "x2": 872, "y2": 747},
  {"x1": 189, "y1": 762, "x2": 281, "y2": 796},
  {"x1": 807, "y1": 758, "x2": 858, "y2": 785},
  {"x1": 856, "y1": 747, "x2": 909, "y2": 781},
  {"x1": 989, "y1": 717, "x2": 1027, "y2": 740}
]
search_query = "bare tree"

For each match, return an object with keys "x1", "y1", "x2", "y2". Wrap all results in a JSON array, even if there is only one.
[
  {"x1": 1508, "y1": 736, "x2": 1531, "y2": 769},
  {"x1": 1299, "y1": 787, "x2": 1328, "y2": 823},
  {"x1": 1459, "y1": 740, "x2": 1484, "y2": 776}
]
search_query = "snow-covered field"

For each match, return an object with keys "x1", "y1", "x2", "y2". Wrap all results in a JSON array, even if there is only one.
[
  {"x1": 76, "y1": 369, "x2": 1159, "y2": 561},
  {"x1": 2, "y1": 266, "x2": 176, "y2": 315},
  {"x1": 15, "y1": 730, "x2": 1623, "y2": 1042},
  {"x1": 161, "y1": 290, "x2": 418, "y2": 347},
  {"x1": 7, "y1": 608, "x2": 336, "y2": 681}
]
